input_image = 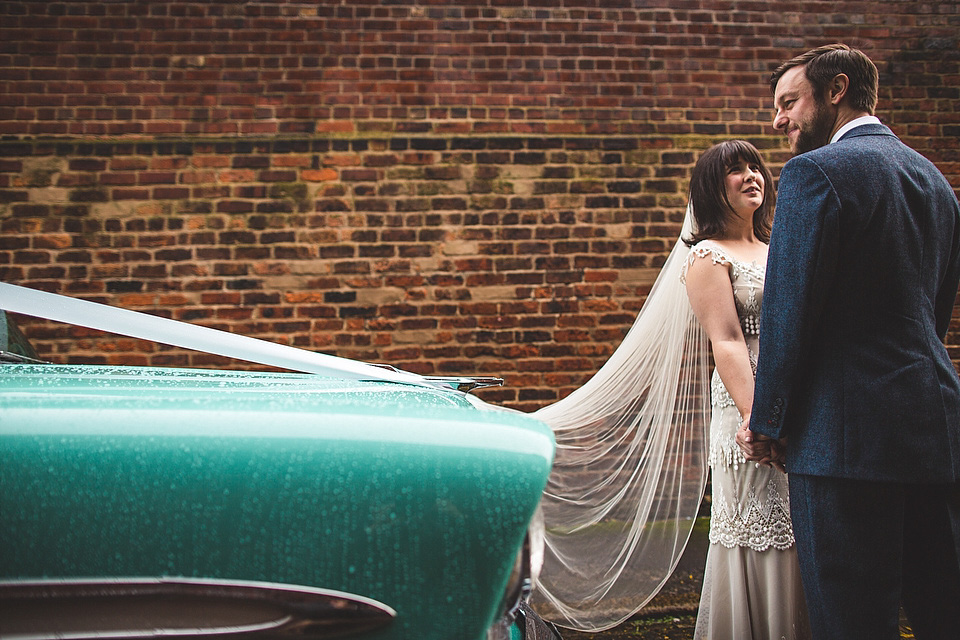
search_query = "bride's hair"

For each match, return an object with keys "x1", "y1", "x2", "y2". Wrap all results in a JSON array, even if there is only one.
[{"x1": 684, "y1": 139, "x2": 775, "y2": 246}]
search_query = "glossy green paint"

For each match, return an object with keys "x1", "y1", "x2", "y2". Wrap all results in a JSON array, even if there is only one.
[{"x1": 0, "y1": 364, "x2": 554, "y2": 640}]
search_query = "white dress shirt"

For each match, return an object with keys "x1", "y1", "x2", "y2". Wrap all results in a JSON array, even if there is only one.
[{"x1": 830, "y1": 115, "x2": 882, "y2": 144}]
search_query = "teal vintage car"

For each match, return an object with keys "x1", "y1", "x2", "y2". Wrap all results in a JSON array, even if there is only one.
[{"x1": 0, "y1": 286, "x2": 556, "y2": 640}]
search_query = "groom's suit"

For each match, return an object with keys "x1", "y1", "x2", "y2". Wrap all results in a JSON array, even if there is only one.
[{"x1": 752, "y1": 123, "x2": 960, "y2": 638}]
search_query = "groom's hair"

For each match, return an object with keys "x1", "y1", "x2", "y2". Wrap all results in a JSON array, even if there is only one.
[
  {"x1": 684, "y1": 139, "x2": 775, "y2": 247},
  {"x1": 770, "y1": 43, "x2": 879, "y2": 114}
]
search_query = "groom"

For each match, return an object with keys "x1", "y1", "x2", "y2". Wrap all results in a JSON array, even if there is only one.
[{"x1": 739, "y1": 44, "x2": 960, "y2": 638}]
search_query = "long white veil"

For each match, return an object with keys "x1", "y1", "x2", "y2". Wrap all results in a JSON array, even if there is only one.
[{"x1": 531, "y1": 208, "x2": 710, "y2": 631}]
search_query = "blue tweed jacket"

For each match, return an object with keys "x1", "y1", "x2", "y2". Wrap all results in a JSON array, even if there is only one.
[{"x1": 751, "y1": 123, "x2": 960, "y2": 482}]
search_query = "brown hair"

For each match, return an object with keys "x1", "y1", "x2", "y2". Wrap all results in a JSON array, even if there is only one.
[
  {"x1": 684, "y1": 140, "x2": 775, "y2": 246},
  {"x1": 770, "y1": 43, "x2": 878, "y2": 113}
]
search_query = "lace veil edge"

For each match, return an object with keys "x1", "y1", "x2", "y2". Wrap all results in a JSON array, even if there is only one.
[{"x1": 530, "y1": 206, "x2": 711, "y2": 631}]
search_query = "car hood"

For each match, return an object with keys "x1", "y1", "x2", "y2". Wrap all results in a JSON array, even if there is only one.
[
  {"x1": 1, "y1": 364, "x2": 554, "y2": 640},
  {"x1": 0, "y1": 364, "x2": 551, "y2": 450}
]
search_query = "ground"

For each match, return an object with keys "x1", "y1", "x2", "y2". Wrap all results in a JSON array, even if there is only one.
[
  {"x1": 558, "y1": 593, "x2": 917, "y2": 640},
  {"x1": 555, "y1": 557, "x2": 703, "y2": 640},
  {"x1": 548, "y1": 518, "x2": 917, "y2": 640}
]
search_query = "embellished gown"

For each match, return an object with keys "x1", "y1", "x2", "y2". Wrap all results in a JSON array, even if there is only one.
[{"x1": 684, "y1": 241, "x2": 811, "y2": 640}]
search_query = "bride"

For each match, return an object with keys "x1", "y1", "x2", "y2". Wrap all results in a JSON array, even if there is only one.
[{"x1": 531, "y1": 140, "x2": 810, "y2": 639}]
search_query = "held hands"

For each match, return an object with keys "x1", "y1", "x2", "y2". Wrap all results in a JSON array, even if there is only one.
[{"x1": 735, "y1": 414, "x2": 787, "y2": 473}]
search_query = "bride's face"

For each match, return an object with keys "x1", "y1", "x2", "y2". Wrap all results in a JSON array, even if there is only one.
[{"x1": 724, "y1": 158, "x2": 765, "y2": 220}]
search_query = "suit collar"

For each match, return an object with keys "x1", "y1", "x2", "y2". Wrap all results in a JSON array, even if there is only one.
[
  {"x1": 831, "y1": 115, "x2": 882, "y2": 143},
  {"x1": 836, "y1": 121, "x2": 897, "y2": 142}
]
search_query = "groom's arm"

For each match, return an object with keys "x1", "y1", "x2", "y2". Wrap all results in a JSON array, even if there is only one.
[
  {"x1": 750, "y1": 156, "x2": 841, "y2": 442},
  {"x1": 934, "y1": 193, "x2": 960, "y2": 341}
]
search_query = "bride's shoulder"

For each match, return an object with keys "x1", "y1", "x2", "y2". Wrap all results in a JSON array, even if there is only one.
[
  {"x1": 685, "y1": 239, "x2": 733, "y2": 267},
  {"x1": 680, "y1": 240, "x2": 732, "y2": 284}
]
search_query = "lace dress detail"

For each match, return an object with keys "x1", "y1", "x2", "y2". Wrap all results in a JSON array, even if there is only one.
[
  {"x1": 709, "y1": 477, "x2": 794, "y2": 551},
  {"x1": 687, "y1": 241, "x2": 809, "y2": 639},
  {"x1": 684, "y1": 241, "x2": 794, "y2": 552}
]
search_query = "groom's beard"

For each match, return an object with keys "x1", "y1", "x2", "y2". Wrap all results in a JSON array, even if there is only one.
[{"x1": 793, "y1": 100, "x2": 834, "y2": 155}]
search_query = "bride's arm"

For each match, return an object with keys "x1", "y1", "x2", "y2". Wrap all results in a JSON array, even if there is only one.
[
  {"x1": 683, "y1": 254, "x2": 755, "y2": 420},
  {"x1": 684, "y1": 255, "x2": 783, "y2": 469}
]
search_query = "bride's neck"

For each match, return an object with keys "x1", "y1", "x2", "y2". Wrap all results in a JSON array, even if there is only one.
[
  {"x1": 717, "y1": 226, "x2": 760, "y2": 245},
  {"x1": 718, "y1": 211, "x2": 761, "y2": 244}
]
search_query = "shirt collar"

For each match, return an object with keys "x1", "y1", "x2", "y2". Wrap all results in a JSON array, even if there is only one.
[{"x1": 830, "y1": 115, "x2": 882, "y2": 144}]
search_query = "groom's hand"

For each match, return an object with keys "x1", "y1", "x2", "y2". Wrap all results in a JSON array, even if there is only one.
[
  {"x1": 766, "y1": 439, "x2": 787, "y2": 474},
  {"x1": 736, "y1": 416, "x2": 787, "y2": 473}
]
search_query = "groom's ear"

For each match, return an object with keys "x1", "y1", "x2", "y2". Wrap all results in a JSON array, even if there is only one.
[{"x1": 827, "y1": 73, "x2": 849, "y2": 106}]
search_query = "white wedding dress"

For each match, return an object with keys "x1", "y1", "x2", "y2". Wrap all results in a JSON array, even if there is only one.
[{"x1": 684, "y1": 241, "x2": 810, "y2": 640}]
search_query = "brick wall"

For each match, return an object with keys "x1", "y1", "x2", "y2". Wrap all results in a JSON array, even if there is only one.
[{"x1": 1, "y1": 1, "x2": 958, "y2": 410}]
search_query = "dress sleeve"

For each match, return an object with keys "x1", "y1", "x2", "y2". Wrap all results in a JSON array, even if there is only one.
[
  {"x1": 680, "y1": 241, "x2": 733, "y2": 284},
  {"x1": 750, "y1": 155, "x2": 841, "y2": 439}
]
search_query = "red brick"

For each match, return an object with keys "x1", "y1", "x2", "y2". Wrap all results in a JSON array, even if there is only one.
[
  {"x1": 1, "y1": 3, "x2": 958, "y2": 406},
  {"x1": 302, "y1": 168, "x2": 338, "y2": 182}
]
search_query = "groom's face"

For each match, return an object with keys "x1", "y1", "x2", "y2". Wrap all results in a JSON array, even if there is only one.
[{"x1": 773, "y1": 65, "x2": 834, "y2": 156}]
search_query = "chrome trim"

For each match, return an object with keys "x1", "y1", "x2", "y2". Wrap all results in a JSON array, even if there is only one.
[
  {"x1": 372, "y1": 364, "x2": 504, "y2": 393},
  {"x1": 526, "y1": 504, "x2": 545, "y2": 594},
  {"x1": 0, "y1": 577, "x2": 395, "y2": 640},
  {"x1": 490, "y1": 504, "x2": 546, "y2": 639},
  {"x1": 0, "y1": 350, "x2": 49, "y2": 365},
  {"x1": 425, "y1": 375, "x2": 504, "y2": 392}
]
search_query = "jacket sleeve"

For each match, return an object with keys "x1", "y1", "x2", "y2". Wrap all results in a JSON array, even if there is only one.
[
  {"x1": 934, "y1": 195, "x2": 960, "y2": 341},
  {"x1": 751, "y1": 156, "x2": 841, "y2": 439}
]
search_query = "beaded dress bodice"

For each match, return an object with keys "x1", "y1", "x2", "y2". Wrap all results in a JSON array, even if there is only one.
[{"x1": 683, "y1": 241, "x2": 794, "y2": 552}]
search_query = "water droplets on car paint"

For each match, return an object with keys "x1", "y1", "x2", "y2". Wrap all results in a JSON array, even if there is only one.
[{"x1": 2, "y1": 360, "x2": 555, "y2": 640}]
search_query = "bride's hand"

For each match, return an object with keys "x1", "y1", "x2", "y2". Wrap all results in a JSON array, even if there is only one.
[{"x1": 735, "y1": 414, "x2": 761, "y2": 457}]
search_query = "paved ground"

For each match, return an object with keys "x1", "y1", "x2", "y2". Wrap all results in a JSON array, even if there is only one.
[
  {"x1": 557, "y1": 585, "x2": 917, "y2": 640},
  {"x1": 559, "y1": 610, "x2": 916, "y2": 640},
  {"x1": 551, "y1": 517, "x2": 916, "y2": 640},
  {"x1": 557, "y1": 573, "x2": 701, "y2": 640}
]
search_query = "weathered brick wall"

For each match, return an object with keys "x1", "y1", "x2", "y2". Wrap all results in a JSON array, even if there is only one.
[{"x1": 1, "y1": 1, "x2": 958, "y2": 411}]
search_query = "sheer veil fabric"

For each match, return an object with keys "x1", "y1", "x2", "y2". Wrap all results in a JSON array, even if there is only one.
[{"x1": 531, "y1": 208, "x2": 711, "y2": 631}]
